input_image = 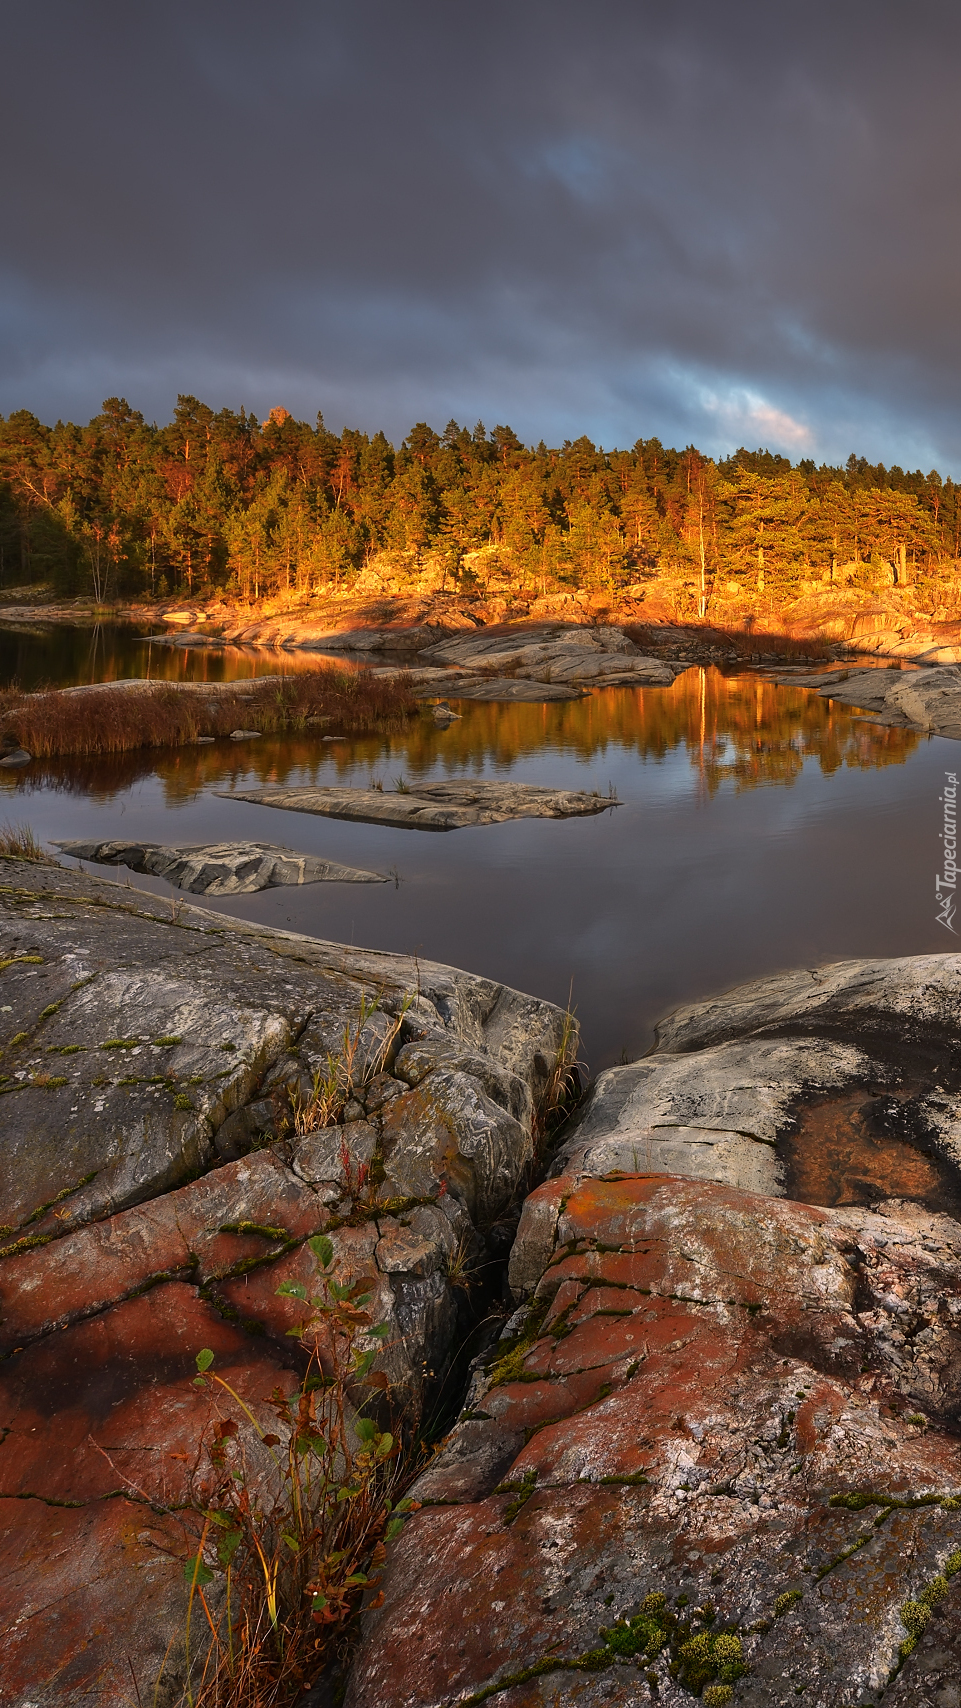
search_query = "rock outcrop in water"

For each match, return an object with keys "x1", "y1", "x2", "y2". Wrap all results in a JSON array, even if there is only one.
[
  {"x1": 53, "y1": 837, "x2": 387, "y2": 893},
  {"x1": 772, "y1": 663, "x2": 961, "y2": 739},
  {"x1": 417, "y1": 623, "x2": 679, "y2": 691},
  {"x1": 217, "y1": 779, "x2": 619, "y2": 831},
  {"x1": 0, "y1": 861, "x2": 570, "y2": 1705}
]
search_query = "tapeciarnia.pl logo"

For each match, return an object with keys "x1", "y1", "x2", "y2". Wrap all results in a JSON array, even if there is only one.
[{"x1": 937, "y1": 770, "x2": 958, "y2": 932}]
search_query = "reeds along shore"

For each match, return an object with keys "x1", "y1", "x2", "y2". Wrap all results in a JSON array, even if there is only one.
[{"x1": 0, "y1": 668, "x2": 418, "y2": 760}]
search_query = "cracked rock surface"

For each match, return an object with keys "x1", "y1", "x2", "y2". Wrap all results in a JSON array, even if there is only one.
[
  {"x1": 0, "y1": 859, "x2": 570, "y2": 1706},
  {"x1": 53, "y1": 836, "x2": 387, "y2": 893},
  {"x1": 350, "y1": 1173, "x2": 961, "y2": 1708},
  {"x1": 419, "y1": 623, "x2": 679, "y2": 688}
]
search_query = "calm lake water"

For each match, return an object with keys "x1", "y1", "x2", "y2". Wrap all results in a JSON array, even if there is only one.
[{"x1": 0, "y1": 622, "x2": 951, "y2": 1073}]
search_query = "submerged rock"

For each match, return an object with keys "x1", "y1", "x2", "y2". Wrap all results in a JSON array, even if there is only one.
[
  {"x1": 53, "y1": 836, "x2": 387, "y2": 893},
  {"x1": 431, "y1": 700, "x2": 461, "y2": 724},
  {"x1": 218, "y1": 779, "x2": 619, "y2": 830},
  {"x1": 0, "y1": 859, "x2": 572, "y2": 1704},
  {"x1": 351, "y1": 1170, "x2": 961, "y2": 1708}
]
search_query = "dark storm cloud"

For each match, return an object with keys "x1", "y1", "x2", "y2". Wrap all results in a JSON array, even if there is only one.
[{"x1": 3, "y1": 0, "x2": 961, "y2": 468}]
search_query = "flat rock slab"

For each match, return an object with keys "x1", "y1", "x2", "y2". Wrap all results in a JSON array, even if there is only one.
[
  {"x1": 426, "y1": 675, "x2": 586, "y2": 702},
  {"x1": 217, "y1": 779, "x2": 618, "y2": 830},
  {"x1": 52, "y1": 837, "x2": 386, "y2": 893},
  {"x1": 0, "y1": 859, "x2": 572, "y2": 1701},
  {"x1": 552, "y1": 951, "x2": 961, "y2": 1203},
  {"x1": 371, "y1": 664, "x2": 587, "y2": 702},
  {"x1": 421, "y1": 623, "x2": 680, "y2": 686},
  {"x1": 56, "y1": 674, "x2": 286, "y2": 696},
  {"x1": 349, "y1": 1171, "x2": 961, "y2": 1708}
]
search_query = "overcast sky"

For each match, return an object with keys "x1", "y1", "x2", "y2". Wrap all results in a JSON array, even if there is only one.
[{"x1": 3, "y1": 1, "x2": 961, "y2": 470}]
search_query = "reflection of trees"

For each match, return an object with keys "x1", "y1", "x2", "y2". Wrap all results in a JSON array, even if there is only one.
[
  {"x1": 644, "y1": 669, "x2": 922, "y2": 794},
  {"x1": 0, "y1": 620, "x2": 373, "y2": 692},
  {"x1": 391, "y1": 670, "x2": 921, "y2": 792},
  {"x1": 10, "y1": 669, "x2": 920, "y2": 805}
]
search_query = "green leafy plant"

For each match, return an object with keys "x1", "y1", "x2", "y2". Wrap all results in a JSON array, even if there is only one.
[{"x1": 169, "y1": 1234, "x2": 417, "y2": 1707}]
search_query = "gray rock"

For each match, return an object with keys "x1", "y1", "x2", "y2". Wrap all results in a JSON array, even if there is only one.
[
  {"x1": 0, "y1": 748, "x2": 31, "y2": 767},
  {"x1": 214, "y1": 1097, "x2": 276, "y2": 1160},
  {"x1": 546, "y1": 951, "x2": 961, "y2": 1214},
  {"x1": 0, "y1": 860, "x2": 572, "y2": 1241},
  {"x1": 550, "y1": 1035, "x2": 874, "y2": 1203},
  {"x1": 420, "y1": 622, "x2": 679, "y2": 687},
  {"x1": 884, "y1": 666, "x2": 961, "y2": 735},
  {"x1": 52, "y1": 838, "x2": 387, "y2": 893},
  {"x1": 427, "y1": 675, "x2": 586, "y2": 702},
  {"x1": 656, "y1": 950, "x2": 961, "y2": 1052},
  {"x1": 229, "y1": 727, "x2": 262, "y2": 739},
  {"x1": 216, "y1": 779, "x2": 618, "y2": 830},
  {"x1": 778, "y1": 663, "x2": 961, "y2": 740},
  {"x1": 292, "y1": 1119, "x2": 378, "y2": 1186}
]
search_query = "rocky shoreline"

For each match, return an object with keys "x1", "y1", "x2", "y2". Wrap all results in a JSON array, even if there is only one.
[
  {"x1": 0, "y1": 860, "x2": 571, "y2": 1703},
  {"x1": 4, "y1": 864, "x2": 961, "y2": 1703}
]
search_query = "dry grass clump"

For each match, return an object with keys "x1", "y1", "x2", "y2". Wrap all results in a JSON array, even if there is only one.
[
  {"x1": 0, "y1": 821, "x2": 51, "y2": 862},
  {"x1": 169, "y1": 1234, "x2": 417, "y2": 1708},
  {"x1": 0, "y1": 668, "x2": 417, "y2": 760}
]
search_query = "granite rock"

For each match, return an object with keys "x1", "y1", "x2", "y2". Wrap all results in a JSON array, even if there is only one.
[
  {"x1": 0, "y1": 860, "x2": 573, "y2": 1701},
  {"x1": 348, "y1": 1172, "x2": 961, "y2": 1708},
  {"x1": 217, "y1": 779, "x2": 619, "y2": 830},
  {"x1": 53, "y1": 836, "x2": 387, "y2": 893},
  {"x1": 420, "y1": 622, "x2": 679, "y2": 687}
]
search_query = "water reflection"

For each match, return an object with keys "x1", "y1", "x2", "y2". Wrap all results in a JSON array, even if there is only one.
[
  {"x1": 0, "y1": 655, "x2": 945, "y2": 1074},
  {"x1": 1, "y1": 667, "x2": 920, "y2": 806},
  {"x1": 0, "y1": 620, "x2": 362, "y2": 690},
  {"x1": 391, "y1": 671, "x2": 920, "y2": 791}
]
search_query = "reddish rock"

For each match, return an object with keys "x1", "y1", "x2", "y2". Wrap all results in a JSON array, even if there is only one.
[
  {"x1": 347, "y1": 1174, "x2": 961, "y2": 1708},
  {"x1": 0, "y1": 1283, "x2": 301, "y2": 1706},
  {"x1": 0, "y1": 1150, "x2": 327, "y2": 1356}
]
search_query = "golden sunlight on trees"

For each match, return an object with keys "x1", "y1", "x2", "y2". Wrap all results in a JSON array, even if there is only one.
[{"x1": 0, "y1": 400, "x2": 959, "y2": 607}]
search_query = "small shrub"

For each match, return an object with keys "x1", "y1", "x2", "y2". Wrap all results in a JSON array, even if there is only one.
[
  {"x1": 169, "y1": 1234, "x2": 416, "y2": 1706},
  {"x1": 921, "y1": 1574, "x2": 950, "y2": 1608},
  {"x1": 772, "y1": 1589, "x2": 803, "y2": 1617}
]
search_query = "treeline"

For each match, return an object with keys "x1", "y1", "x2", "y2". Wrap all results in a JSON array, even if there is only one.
[{"x1": 0, "y1": 395, "x2": 959, "y2": 604}]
